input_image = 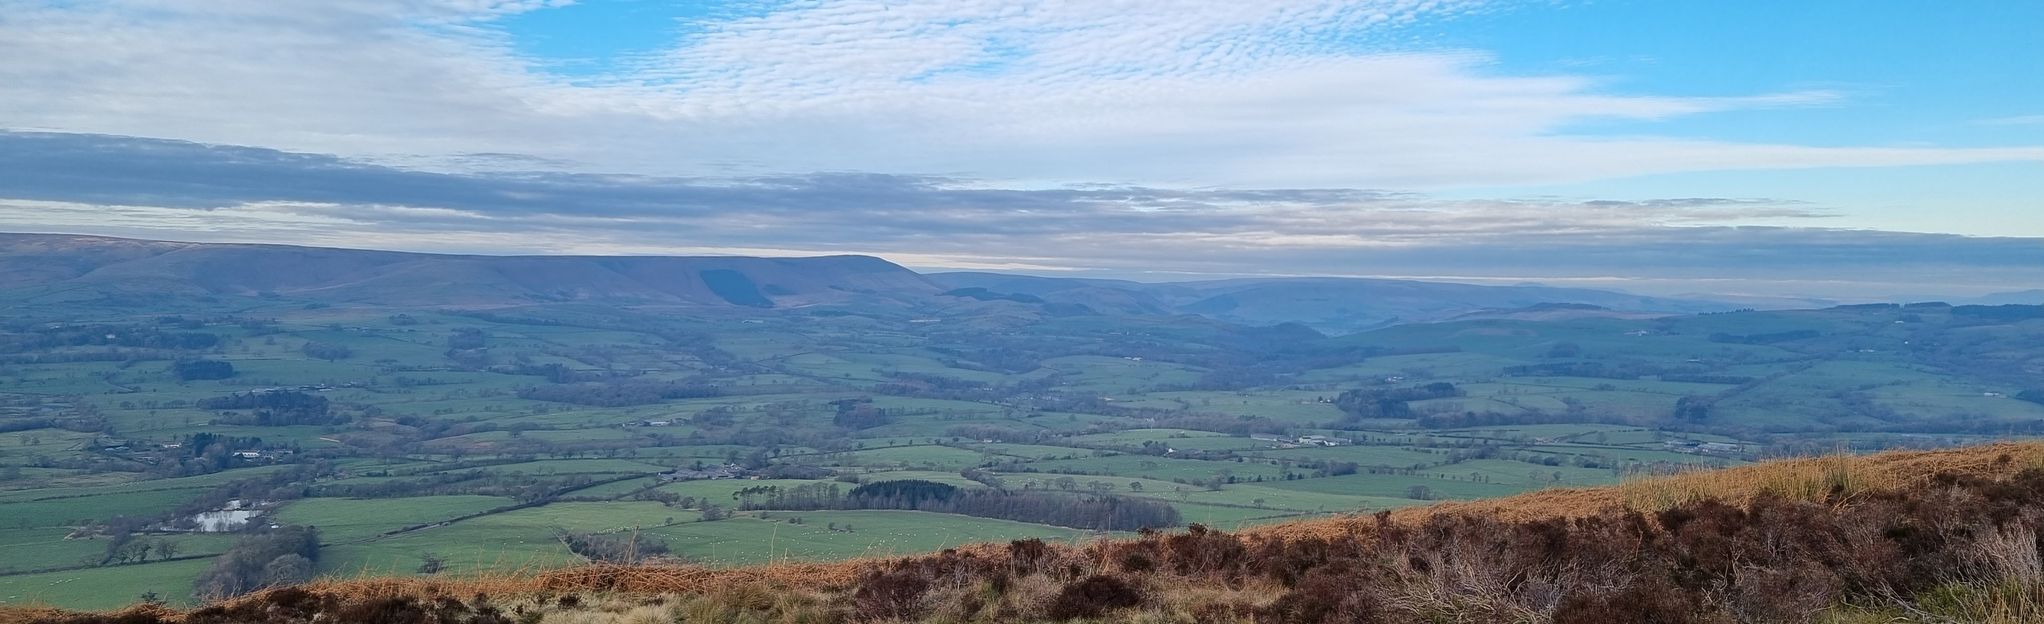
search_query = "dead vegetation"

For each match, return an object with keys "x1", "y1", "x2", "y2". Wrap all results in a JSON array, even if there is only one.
[
  {"x1": 1246, "y1": 440, "x2": 2044, "y2": 541},
  {"x1": 12, "y1": 441, "x2": 2044, "y2": 624}
]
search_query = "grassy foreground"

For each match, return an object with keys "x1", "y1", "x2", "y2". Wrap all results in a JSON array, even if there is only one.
[{"x1": 11, "y1": 441, "x2": 2044, "y2": 624}]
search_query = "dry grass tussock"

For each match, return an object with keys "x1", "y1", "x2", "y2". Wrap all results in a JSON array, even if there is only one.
[
  {"x1": 11, "y1": 441, "x2": 2044, "y2": 624},
  {"x1": 0, "y1": 604, "x2": 178, "y2": 624},
  {"x1": 1249, "y1": 440, "x2": 2044, "y2": 541},
  {"x1": 246, "y1": 558, "x2": 872, "y2": 608}
]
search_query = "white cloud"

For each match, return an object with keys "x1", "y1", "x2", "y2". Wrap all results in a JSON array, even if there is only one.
[
  {"x1": 7, "y1": 193, "x2": 2038, "y2": 299},
  {"x1": 0, "y1": 124, "x2": 2029, "y2": 300},
  {"x1": 0, "y1": 0, "x2": 2037, "y2": 189}
]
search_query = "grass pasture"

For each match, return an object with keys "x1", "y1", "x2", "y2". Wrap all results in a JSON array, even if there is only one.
[{"x1": 1, "y1": 296, "x2": 2035, "y2": 611}]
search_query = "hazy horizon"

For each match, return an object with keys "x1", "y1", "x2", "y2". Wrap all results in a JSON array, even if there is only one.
[{"x1": 3, "y1": 229, "x2": 2033, "y2": 304}]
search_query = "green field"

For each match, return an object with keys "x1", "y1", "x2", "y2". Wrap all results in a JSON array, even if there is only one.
[
  {"x1": 271, "y1": 495, "x2": 515, "y2": 542},
  {"x1": 0, "y1": 296, "x2": 2039, "y2": 609}
]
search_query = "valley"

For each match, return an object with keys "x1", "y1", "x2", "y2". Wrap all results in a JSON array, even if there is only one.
[{"x1": 0, "y1": 235, "x2": 2040, "y2": 609}]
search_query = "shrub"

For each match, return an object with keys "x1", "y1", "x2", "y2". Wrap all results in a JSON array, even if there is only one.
[
  {"x1": 1047, "y1": 575, "x2": 1145, "y2": 620},
  {"x1": 300, "y1": 342, "x2": 353, "y2": 361},
  {"x1": 172, "y1": 359, "x2": 235, "y2": 381},
  {"x1": 849, "y1": 568, "x2": 931, "y2": 621},
  {"x1": 191, "y1": 526, "x2": 320, "y2": 599}
]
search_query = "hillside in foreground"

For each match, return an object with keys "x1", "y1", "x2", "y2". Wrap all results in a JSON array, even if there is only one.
[{"x1": 12, "y1": 441, "x2": 2044, "y2": 624}]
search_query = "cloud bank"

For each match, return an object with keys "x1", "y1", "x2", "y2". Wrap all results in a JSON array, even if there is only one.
[
  {"x1": 0, "y1": 2, "x2": 2038, "y2": 298},
  {"x1": 2, "y1": 131, "x2": 2038, "y2": 298}
]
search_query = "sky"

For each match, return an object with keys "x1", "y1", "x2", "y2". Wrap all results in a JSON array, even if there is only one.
[{"x1": 0, "y1": 0, "x2": 2039, "y2": 299}]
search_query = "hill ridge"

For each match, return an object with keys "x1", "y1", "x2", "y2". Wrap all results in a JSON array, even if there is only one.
[
  {"x1": 0, "y1": 233, "x2": 1750, "y2": 329},
  {"x1": 0, "y1": 232, "x2": 936, "y2": 308}
]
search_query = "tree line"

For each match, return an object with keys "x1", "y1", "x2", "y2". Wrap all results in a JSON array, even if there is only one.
[
  {"x1": 516, "y1": 379, "x2": 722, "y2": 407},
  {"x1": 198, "y1": 390, "x2": 339, "y2": 426},
  {"x1": 1335, "y1": 382, "x2": 1461, "y2": 421},
  {"x1": 731, "y1": 479, "x2": 1180, "y2": 531},
  {"x1": 558, "y1": 530, "x2": 675, "y2": 564},
  {"x1": 0, "y1": 323, "x2": 219, "y2": 353},
  {"x1": 171, "y1": 359, "x2": 235, "y2": 380},
  {"x1": 192, "y1": 526, "x2": 321, "y2": 599}
]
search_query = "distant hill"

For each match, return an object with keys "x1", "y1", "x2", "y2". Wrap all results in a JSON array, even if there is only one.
[
  {"x1": 1443, "y1": 302, "x2": 1672, "y2": 322},
  {"x1": 932, "y1": 271, "x2": 1736, "y2": 333},
  {"x1": 1965, "y1": 289, "x2": 2044, "y2": 305},
  {"x1": 0, "y1": 234, "x2": 1747, "y2": 330},
  {"x1": 1665, "y1": 291, "x2": 1837, "y2": 309},
  {"x1": 0, "y1": 233, "x2": 940, "y2": 308}
]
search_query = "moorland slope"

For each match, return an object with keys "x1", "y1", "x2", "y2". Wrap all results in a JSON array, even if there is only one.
[{"x1": 15, "y1": 441, "x2": 2044, "y2": 624}]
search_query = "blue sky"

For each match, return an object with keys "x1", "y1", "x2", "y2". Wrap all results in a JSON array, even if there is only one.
[
  {"x1": 0, "y1": 0, "x2": 2038, "y2": 297},
  {"x1": 493, "y1": 0, "x2": 735, "y2": 79},
  {"x1": 1468, "y1": 1, "x2": 2044, "y2": 141},
  {"x1": 489, "y1": 1, "x2": 2044, "y2": 145},
  {"x1": 1444, "y1": 0, "x2": 2044, "y2": 235}
]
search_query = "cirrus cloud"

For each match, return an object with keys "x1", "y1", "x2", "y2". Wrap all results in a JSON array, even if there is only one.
[{"x1": 0, "y1": 0, "x2": 2038, "y2": 188}]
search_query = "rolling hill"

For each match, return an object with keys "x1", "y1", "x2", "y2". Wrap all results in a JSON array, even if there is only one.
[
  {"x1": 1, "y1": 234, "x2": 2041, "y2": 622},
  {"x1": 932, "y1": 271, "x2": 1736, "y2": 332},
  {"x1": 0, "y1": 234, "x2": 939, "y2": 308},
  {"x1": 1967, "y1": 289, "x2": 2044, "y2": 305},
  {"x1": 0, "y1": 234, "x2": 1743, "y2": 331}
]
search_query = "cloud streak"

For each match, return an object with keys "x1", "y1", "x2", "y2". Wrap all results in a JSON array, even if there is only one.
[
  {"x1": 1, "y1": 131, "x2": 2038, "y2": 298},
  {"x1": 1, "y1": 0, "x2": 2038, "y2": 189},
  {"x1": 1, "y1": 2, "x2": 2038, "y2": 298},
  {"x1": 0, "y1": 131, "x2": 1830, "y2": 239}
]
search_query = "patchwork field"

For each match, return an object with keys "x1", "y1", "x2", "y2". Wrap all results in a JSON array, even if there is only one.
[{"x1": 0, "y1": 297, "x2": 2038, "y2": 609}]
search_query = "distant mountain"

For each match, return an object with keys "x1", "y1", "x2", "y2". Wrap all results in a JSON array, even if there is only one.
[
  {"x1": 1964, "y1": 290, "x2": 2044, "y2": 305},
  {"x1": 932, "y1": 271, "x2": 1735, "y2": 333},
  {"x1": 0, "y1": 233, "x2": 939, "y2": 308}
]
